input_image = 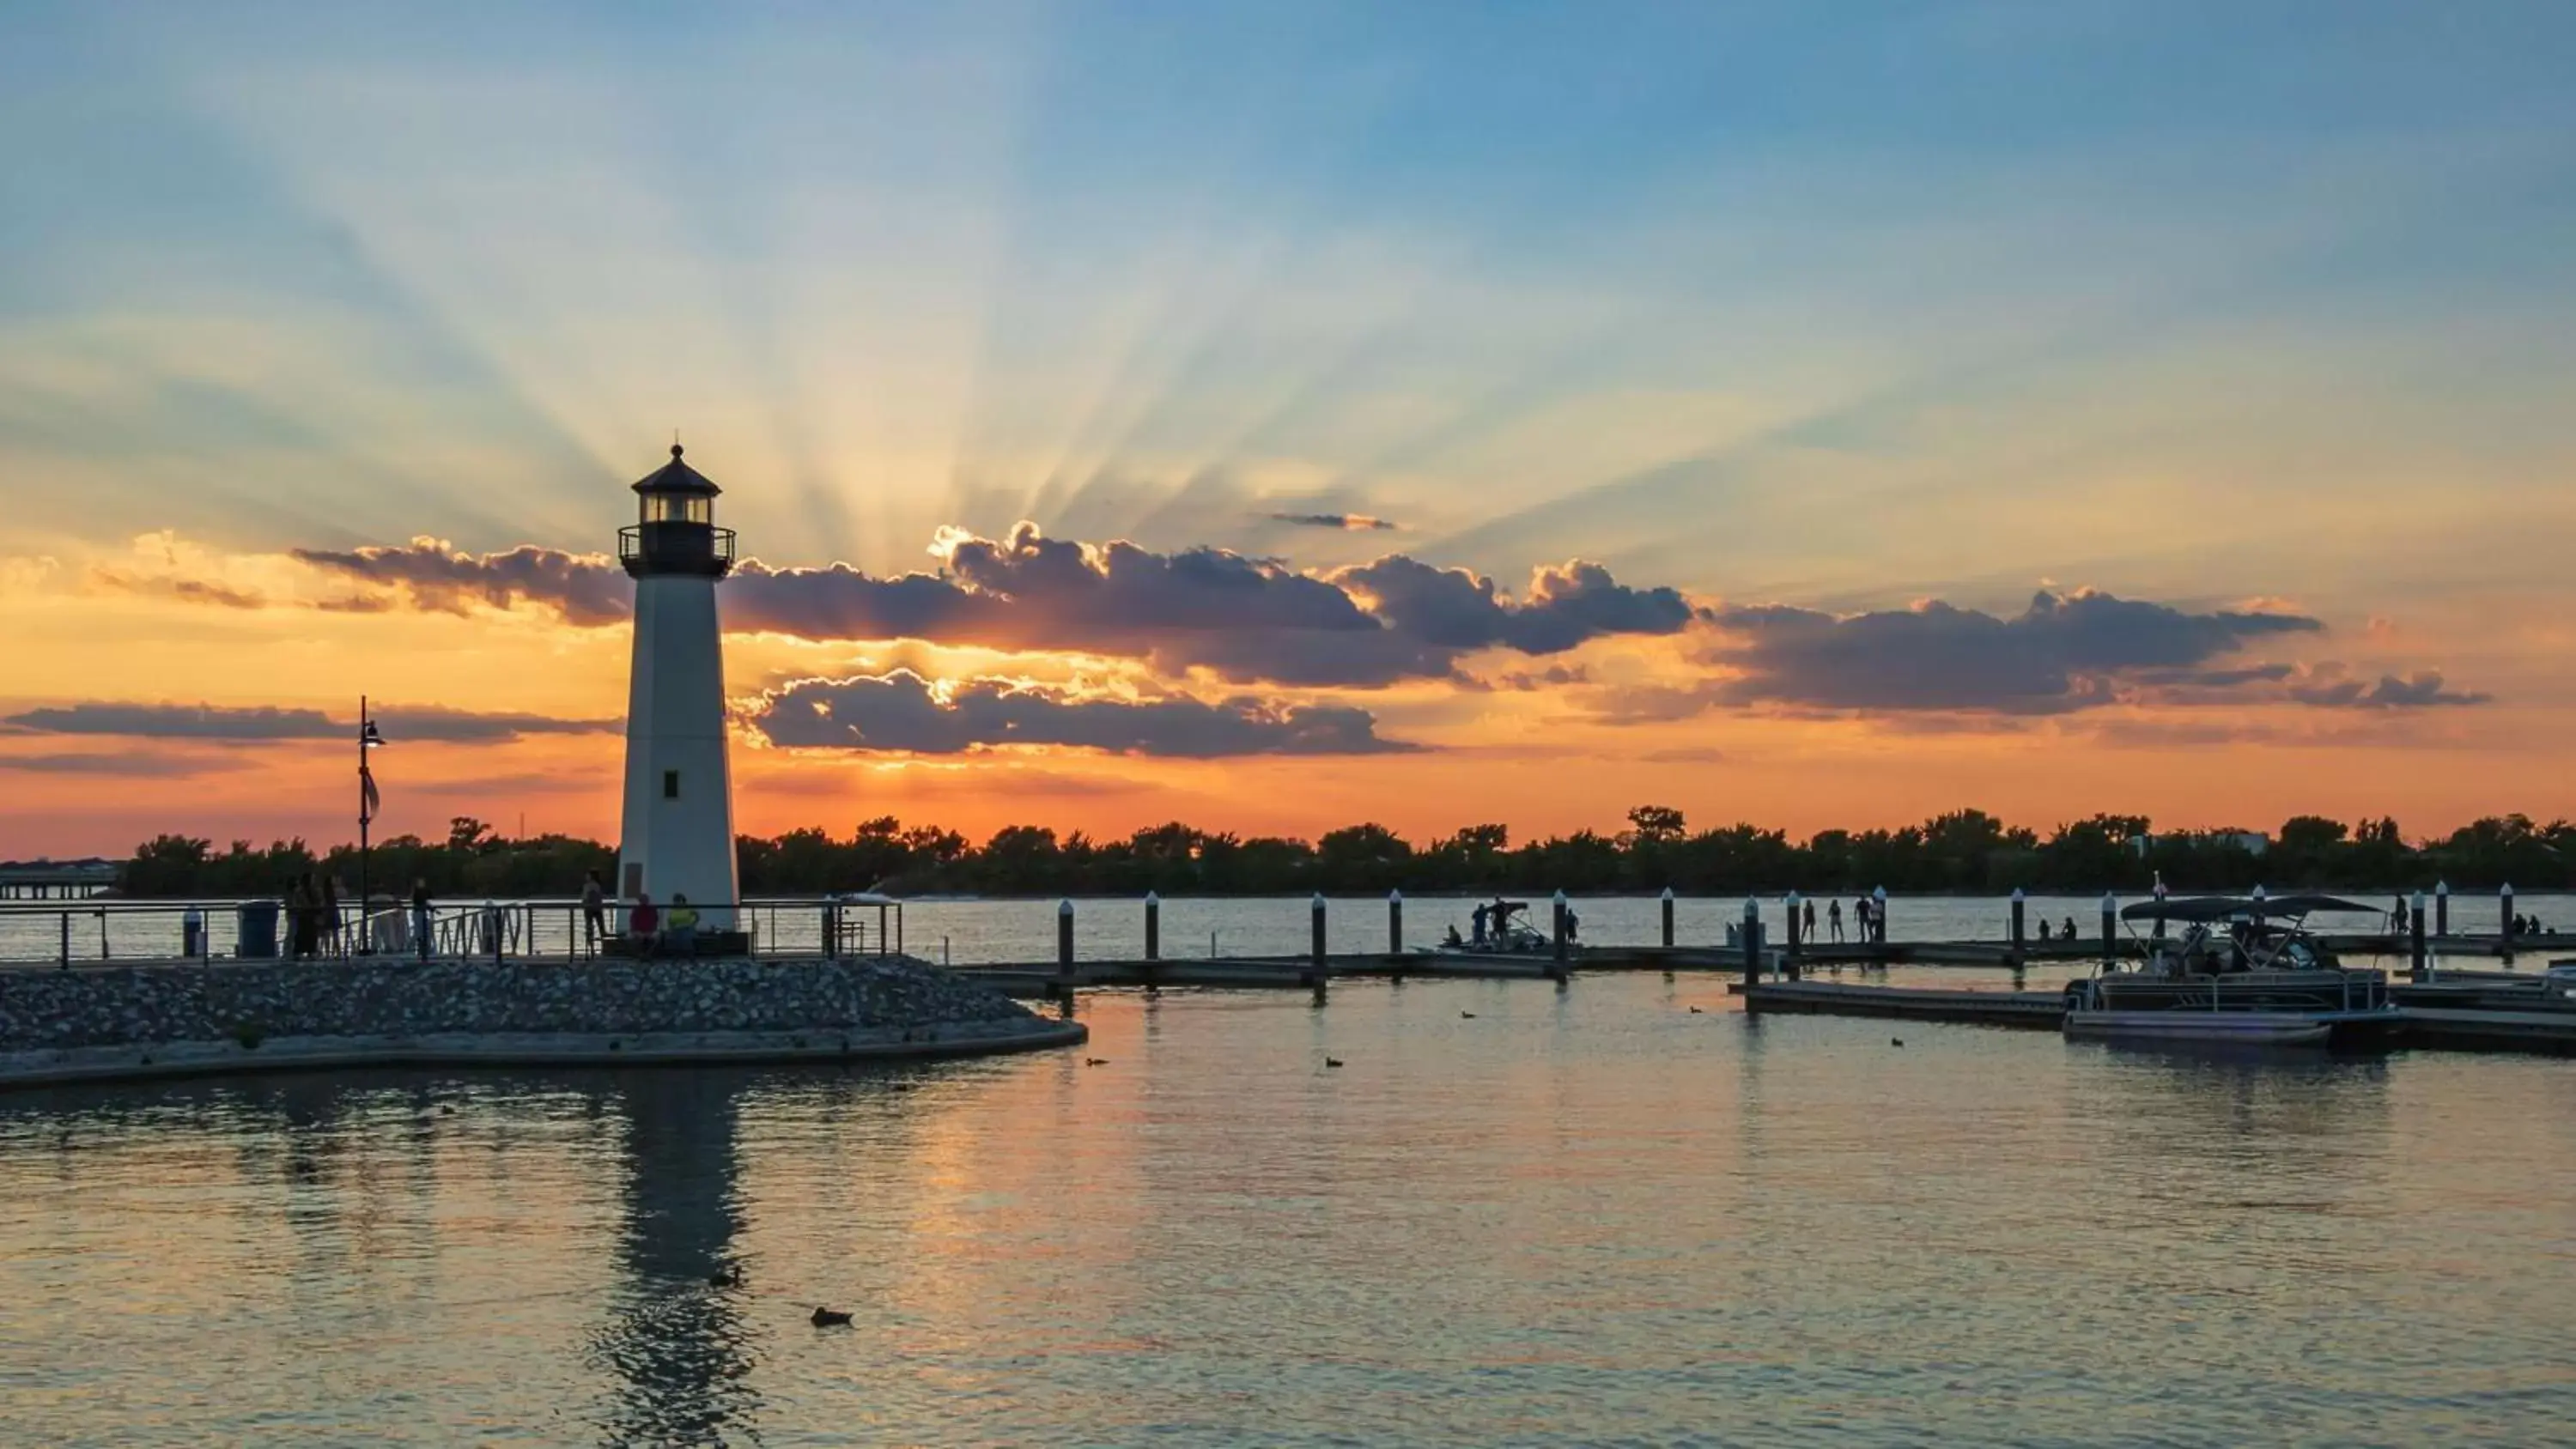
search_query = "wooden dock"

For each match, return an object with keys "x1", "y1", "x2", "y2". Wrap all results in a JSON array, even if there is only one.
[
  {"x1": 1736, "y1": 979, "x2": 2065, "y2": 1029},
  {"x1": 1793, "y1": 934, "x2": 2555, "y2": 969},
  {"x1": 1735, "y1": 977, "x2": 2576, "y2": 1056},
  {"x1": 949, "y1": 945, "x2": 1746, "y2": 998},
  {"x1": 2397, "y1": 1007, "x2": 2576, "y2": 1057}
]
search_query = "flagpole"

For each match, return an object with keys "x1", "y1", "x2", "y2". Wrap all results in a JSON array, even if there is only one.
[{"x1": 357, "y1": 695, "x2": 372, "y2": 955}]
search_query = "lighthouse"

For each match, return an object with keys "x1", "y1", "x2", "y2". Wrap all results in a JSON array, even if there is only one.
[{"x1": 617, "y1": 442, "x2": 740, "y2": 928}]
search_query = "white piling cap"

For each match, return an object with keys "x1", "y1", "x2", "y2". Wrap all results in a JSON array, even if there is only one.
[
  {"x1": 2436, "y1": 881, "x2": 2449, "y2": 896},
  {"x1": 1388, "y1": 888, "x2": 1402, "y2": 902},
  {"x1": 2252, "y1": 884, "x2": 2267, "y2": 900},
  {"x1": 2503, "y1": 882, "x2": 2515, "y2": 895},
  {"x1": 1145, "y1": 890, "x2": 1159, "y2": 904},
  {"x1": 1552, "y1": 888, "x2": 1568, "y2": 904},
  {"x1": 2101, "y1": 892, "x2": 2117, "y2": 909},
  {"x1": 1660, "y1": 886, "x2": 1674, "y2": 900},
  {"x1": 2413, "y1": 890, "x2": 2427, "y2": 910},
  {"x1": 1312, "y1": 892, "x2": 1327, "y2": 907},
  {"x1": 1058, "y1": 899, "x2": 1073, "y2": 916},
  {"x1": 1873, "y1": 885, "x2": 1887, "y2": 901},
  {"x1": 1742, "y1": 896, "x2": 1759, "y2": 917},
  {"x1": 1787, "y1": 890, "x2": 1801, "y2": 906},
  {"x1": 2010, "y1": 888, "x2": 2025, "y2": 901}
]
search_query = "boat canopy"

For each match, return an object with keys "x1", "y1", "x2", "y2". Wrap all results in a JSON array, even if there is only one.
[{"x1": 2120, "y1": 894, "x2": 2377, "y2": 923}]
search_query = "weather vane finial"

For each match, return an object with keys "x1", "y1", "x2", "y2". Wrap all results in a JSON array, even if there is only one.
[{"x1": 671, "y1": 427, "x2": 683, "y2": 460}]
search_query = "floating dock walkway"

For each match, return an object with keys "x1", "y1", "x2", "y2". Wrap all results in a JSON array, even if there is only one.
[
  {"x1": 1735, "y1": 979, "x2": 2065, "y2": 1028},
  {"x1": 1736, "y1": 977, "x2": 2576, "y2": 1055}
]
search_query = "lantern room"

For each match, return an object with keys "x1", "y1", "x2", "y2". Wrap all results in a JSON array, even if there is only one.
[{"x1": 618, "y1": 442, "x2": 735, "y2": 579}]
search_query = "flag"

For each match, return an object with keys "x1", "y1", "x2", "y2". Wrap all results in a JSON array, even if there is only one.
[{"x1": 361, "y1": 761, "x2": 380, "y2": 823}]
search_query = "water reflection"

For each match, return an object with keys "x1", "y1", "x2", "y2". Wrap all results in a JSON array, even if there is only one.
[
  {"x1": 586, "y1": 1070, "x2": 760, "y2": 1446},
  {"x1": 2084, "y1": 1043, "x2": 2395, "y2": 1166},
  {"x1": 5, "y1": 983, "x2": 2575, "y2": 1446}
]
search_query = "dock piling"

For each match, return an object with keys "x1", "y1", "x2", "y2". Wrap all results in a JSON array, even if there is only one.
[
  {"x1": 1741, "y1": 898, "x2": 1761, "y2": 985},
  {"x1": 2502, "y1": 883, "x2": 2516, "y2": 945},
  {"x1": 2008, "y1": 888, "x2": 2026, "y2": 967},
  {"x1": 2411, "y1": 893, "x2": 2429, "y2": 982},
  {"x1": 1784, "y1": 891, "x2": 1802, "y2": 980},
  {"x1": 1659, "y1": 886, "x2": 1674, "y2": 949},
  {"x1": 1872, "y1": 885, "x2": 1888, "y2": 944},
  {"x1": 1143, "y1": 891, "x2": 1161, "y2": 990},
  {"x1": 1546, "y1": 889, "x2": 1571, "y2": 981},
  {"x1": 2099, "y1": 892, "x2": 2116, "y2": 966},
  {"x1": 1307, "y1": 894, "x2": 1328, "y2": 999},
  {"x1": 2435, "y1": 881, "x2": 2449, "y2": 937},
  {"x1": 1055, "y1": 900, "x2": 1076, "y2": 993},
  {"x1": 1388, "y1": 889, "x2": 1403, "y2": 956}
]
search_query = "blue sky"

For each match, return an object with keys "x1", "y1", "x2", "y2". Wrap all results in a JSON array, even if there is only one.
[{"x1": 9, "y1": 1, "x2": 2571, "y2": 570}]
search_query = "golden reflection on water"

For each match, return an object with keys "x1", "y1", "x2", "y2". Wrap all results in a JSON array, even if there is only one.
[{"x1": 6, "y1": 975, "x2": 2576, "y2": 1446}]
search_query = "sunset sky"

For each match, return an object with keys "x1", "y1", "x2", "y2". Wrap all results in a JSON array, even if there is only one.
[{"x1": 4, "y1": 2, "x2": 2573, "y2": 858}]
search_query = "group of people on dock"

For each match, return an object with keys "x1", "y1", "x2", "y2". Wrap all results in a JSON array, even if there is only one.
[
  {"x1": 580, "y1": 870, "x2": 702, "y2": 957},
  {"x1": 283, "y1": 872, "x2": 343, "y2": 959},
  {"x1": 1822, "y1": 897, "x2": 1886, "y2": 944},
  {"x1": 273, "y1": 870, "x2": 707, "y2": 962},
  {"x1": 1462, "y1": 897, "x2": 1577, "y2": 949}
]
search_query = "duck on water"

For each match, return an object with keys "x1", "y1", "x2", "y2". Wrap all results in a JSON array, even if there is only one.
[{"x1": 2063, "y1": 895, "x2": 2403, "y2": 1049}]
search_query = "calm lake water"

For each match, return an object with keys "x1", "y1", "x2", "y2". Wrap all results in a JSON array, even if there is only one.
[{"x1": 7, "y1": 972, "x2": 2576, "y2": 1446}]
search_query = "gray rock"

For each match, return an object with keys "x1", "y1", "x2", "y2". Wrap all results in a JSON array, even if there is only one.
[{"x1": 0, "y1": 955, "x2": 1033, "y2": 1052}]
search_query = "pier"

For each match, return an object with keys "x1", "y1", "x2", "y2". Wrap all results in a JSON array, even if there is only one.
[
  {"x1": 1735, "y1": 979, "x2": 2066, "y2": 1028},
  {"x1": 6, "y1": 892, "x2": 2573, "y2": 1057},
  {"x1": 0, "y1": 860, "x2": 116, "y2": 900}
]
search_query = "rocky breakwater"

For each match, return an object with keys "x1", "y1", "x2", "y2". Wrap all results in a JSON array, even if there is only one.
[{"x1": 0, "y1": 955, "x2": 1083, "y2": 1087}]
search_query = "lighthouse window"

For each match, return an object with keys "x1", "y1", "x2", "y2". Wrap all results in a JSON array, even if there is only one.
[
  {"x1": 663, "y1": 770, "x2": 680, "y2": 800},
  {"x1": 644, "y1": 496, "x2": 713, "y2": 524}
]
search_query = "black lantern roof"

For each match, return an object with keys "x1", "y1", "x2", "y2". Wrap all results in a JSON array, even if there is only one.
[{"x1": 631, "y1": 442, "x2": 721, "y2": 498}]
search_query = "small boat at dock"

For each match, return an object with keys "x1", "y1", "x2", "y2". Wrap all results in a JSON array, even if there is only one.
[
  {"x1": 2063, "y1": 1012, "x2": 2333, "y2": 1047},
  {"x1": 1421, "y1": 900, "x2": 1570, "y2": 957},
  {"x1": 2063, "y1": 894, "x2": 2402, "y2": 1049}
]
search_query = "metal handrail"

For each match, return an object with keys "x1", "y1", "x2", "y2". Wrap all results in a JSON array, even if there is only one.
[
  {"x1": 616, "y1": 523, "x2": 736, "y2": 570},
  {"x1": 0, "y1": 894, "x2": 901, "y2": 967}
]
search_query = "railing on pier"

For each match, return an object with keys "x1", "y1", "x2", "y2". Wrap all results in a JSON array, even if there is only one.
[{"x1": 0, "y1": 894, "x2": 905, "y2": 969}]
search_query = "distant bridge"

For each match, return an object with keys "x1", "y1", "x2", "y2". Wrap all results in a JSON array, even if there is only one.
[{"x1": 0, "y1": 859, "x2": 118, "y2": 900}]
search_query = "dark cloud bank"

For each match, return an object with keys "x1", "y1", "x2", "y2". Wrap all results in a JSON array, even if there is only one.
[
  {"x1": 3, "y1": 702, "x2": 616, "y2": 743},
  {"x1": 1680, "y1": 589, "x2": 2485, "y2": 718},
  {"x1": 293, "y1": 540, "x2": 633, "y2": 627},
  {"x1": 273, "y1": 530, "x2": 2487, "y2": 731},
  {"x1": 0, "y1": 751, "x2": 256, "y2": 778},
  {"x1": 749, "y1": 671, "x2": 1414, "y2": 757},
  {"x1": 1267, "y1": 512, "x2": 1397, "y2": 531},
  {"x1": 1703, "y1": 590, "x2": 2323, "y2": 714},
  {"x1": 292, "y1": 525, "x2": 1698, "y2": 687}
]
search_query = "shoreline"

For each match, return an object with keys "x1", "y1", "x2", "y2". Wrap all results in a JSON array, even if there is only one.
[
  {"x1": 0, "y1": 1014, "x2": 1086, "y2": 1090},
  {"x1": 0, "y1": 952, "x2": 1086, "y2": 1091}
]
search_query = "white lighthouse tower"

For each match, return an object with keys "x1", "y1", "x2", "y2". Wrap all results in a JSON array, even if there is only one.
[{"x1": 617, "y1": 442, "x2": 740, "y2": 927}]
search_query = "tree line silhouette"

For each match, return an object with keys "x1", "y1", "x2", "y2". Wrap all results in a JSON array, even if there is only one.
[{"x1": 112, "y1": 807, "x2": 2573, "y2": 900}]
